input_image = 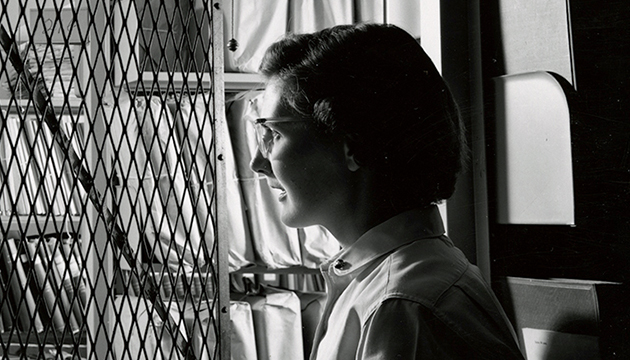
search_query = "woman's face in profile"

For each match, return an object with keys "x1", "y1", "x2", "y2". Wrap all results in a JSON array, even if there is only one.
[{"x1": 249, "y1": 81, "x2": 354, "y2": 230}]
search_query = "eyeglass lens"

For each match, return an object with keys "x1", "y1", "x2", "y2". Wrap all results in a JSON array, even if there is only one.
[
  {"x1": 254, "y1": 123, "x2": 273, "y2": 157},
  {"x1": 252, "y1": 117, "x2": 305, "y2": 158}
]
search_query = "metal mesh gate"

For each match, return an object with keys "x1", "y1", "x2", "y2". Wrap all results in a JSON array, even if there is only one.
[{"x1": 0, "y1": 0, "x2": 227, "y2": 358}]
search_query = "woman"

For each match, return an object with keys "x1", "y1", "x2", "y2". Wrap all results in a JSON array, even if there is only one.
[{"x1": 250, "y1": 23, "x2": 524, "y2": 360}]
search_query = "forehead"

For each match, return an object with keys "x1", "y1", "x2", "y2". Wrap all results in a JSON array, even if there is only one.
[{"x1": 260, "y1": 79, "x2": 291, "y2": 118}]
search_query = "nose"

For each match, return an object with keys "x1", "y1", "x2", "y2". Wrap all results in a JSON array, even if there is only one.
[{"x1": 250, "y1": 148, "x2": 273, "y2": 176}]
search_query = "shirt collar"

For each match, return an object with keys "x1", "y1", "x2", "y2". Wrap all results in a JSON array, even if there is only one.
[{"x1": 321, "y1": 205, "x2": 445, "y2": 277}]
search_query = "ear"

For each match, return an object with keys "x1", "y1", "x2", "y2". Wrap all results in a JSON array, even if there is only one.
[{"x1": 344, "y1": 140, "x2": 361, "y2": 172}]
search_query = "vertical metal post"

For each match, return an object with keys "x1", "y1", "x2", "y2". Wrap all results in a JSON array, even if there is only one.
[
  {"x1": 467, "y1": 0, "x2": 491, "y2": 282},
  {"x1": 211, "y1": 1, "x2": 232, "y2": 360},
  {"x1": 440, "y1": 0, "x2": 490, "y2": 281}
]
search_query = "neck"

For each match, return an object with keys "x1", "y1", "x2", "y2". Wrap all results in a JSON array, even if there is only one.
[{"x1": 325, "y1": 184, "x2": 407, "y2": 249}]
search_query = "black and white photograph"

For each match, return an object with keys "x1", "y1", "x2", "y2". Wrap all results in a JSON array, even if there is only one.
[{"x1": 0, "y1": 1, "x2": 628, "y2": 359}]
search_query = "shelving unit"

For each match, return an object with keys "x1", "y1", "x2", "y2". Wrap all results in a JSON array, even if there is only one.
[
  {"x1": 0, "y1": 2, "x2": 95, "y2": 356},
  {"x1": 1, "y1": 0, "x2": 228, "y2": 359},
  {"x1": 224, "y1": 72, "x2": 264, "y2": 92},
  {"x1": 0, "y1": 99, "x2": 83, "y2": 113},
  {"x1": 1, "y1": 216, "x2": 81, "y2": 235},
  {"x1": 2, "y1": 1, "x2": 417, "y2": 359}
]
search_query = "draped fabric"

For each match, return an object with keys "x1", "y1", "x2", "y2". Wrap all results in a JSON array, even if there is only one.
[
  {"x1": 222, "y1": 0, "x2": 289, "y2": 73},
  {"x1": 222, "y1": 0, "x2": 416, "y2": 73},
  {"x1": 290, "y1": 0, "x2": 354, "y2": 34},
  {"x1": 299, "y1": 226, "x2": 340, "y2": 269},
  {"x1": 234, "y1": 286, "x2": 305, "y2": 360},
  {"x1": 192, "y1": 300, "x2": 258, "y2": 360}
]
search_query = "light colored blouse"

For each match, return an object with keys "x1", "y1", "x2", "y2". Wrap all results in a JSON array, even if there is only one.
[{"x1": 310, "y1": 206, "x2": 525, "y2": 359}]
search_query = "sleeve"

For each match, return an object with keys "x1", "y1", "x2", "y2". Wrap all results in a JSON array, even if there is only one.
[{"x1": 357, "y1": 298, "x2": 524, "y2": 360}]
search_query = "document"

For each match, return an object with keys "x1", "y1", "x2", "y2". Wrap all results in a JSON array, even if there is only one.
[{"x1": 522, "y1": 328, "x2": 600, "y2": 360}]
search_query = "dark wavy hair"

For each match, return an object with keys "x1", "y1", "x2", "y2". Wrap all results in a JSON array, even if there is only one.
[{"x1": 259, "y1": 23, "x2": 466, "y2": 208}]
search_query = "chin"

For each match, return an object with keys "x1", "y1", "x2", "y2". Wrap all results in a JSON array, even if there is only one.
[
  {"x1": 279, "y1": 208, "x2": 317, "y2": 229},
  {"x1": 280, "y1": 214, "x2": 309, "y2": 228}
]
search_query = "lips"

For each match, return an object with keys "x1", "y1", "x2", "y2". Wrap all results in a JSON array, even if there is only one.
[{"x1": 268, "y1": 182, "x2": 287, "y2": 201}]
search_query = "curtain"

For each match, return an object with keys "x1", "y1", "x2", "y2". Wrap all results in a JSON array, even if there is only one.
[
  {"x1": 222, "y1": 0, "x2": 423, "y2": 74},
  {"x1": 222, "y1": 0, "x2": 289, "y2": 73},
  {"x1": 290, "y1": 0, "x2": 353, "y2": 34}
]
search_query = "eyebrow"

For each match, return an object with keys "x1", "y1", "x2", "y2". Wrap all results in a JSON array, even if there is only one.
[{"x1": 254, "y1": 117, "x2": 301, "y2": 124}]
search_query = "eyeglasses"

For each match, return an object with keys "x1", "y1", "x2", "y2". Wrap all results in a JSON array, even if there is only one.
[{"x1": 252, "y1": 117, "x2": 306, "y2": 158}]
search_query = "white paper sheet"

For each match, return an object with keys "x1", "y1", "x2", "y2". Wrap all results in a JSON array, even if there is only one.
[{"x1": 522, "y1": 328, "x2": 600, "y2": 360}]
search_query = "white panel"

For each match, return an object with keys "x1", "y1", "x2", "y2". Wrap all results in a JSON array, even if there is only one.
[
  {"x1": 494, "y1": 72, "x2": 575, "y2": 225},
  {"x1": 355, "y1": 0, "x2": 385, "y2": 23},
  {"x1": 438, "y1": 201, "x2": 448, "y2": 236},
  {"x1": 498, "y1": 0, "x2": 574, "y2": 85},
  {"x1": 290, "y1": 0, "x2": 353, "y2": 34},
  {"x1": 385, "y1": 0, "x2": 421, "y2": 39},
  {"x1": 420, "y1": 0, "x2": 441, "y2": 73}
]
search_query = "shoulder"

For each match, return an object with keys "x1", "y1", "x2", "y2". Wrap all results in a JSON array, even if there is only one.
[
  {"x1": 360, "y1": 298, "x2": 524, "y2": 359},
  {"x1": 357, "y1": 239, "x2": 525, "y2": 359},
  {"x1": 380, "y1": 235, "x2": 472, "y2": 306},
  {"x1": 377, "y1": 236, "x2": 514, "y2": 335}
]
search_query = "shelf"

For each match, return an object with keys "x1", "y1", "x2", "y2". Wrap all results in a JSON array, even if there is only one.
[
  {"x1": 0, "y1": 330, "x2": 85, "y2": 346},
  {"x1": 121, "y1": 71, "x2": 264, "y2": 94},
  {"x1": 232, "y1": 265, "x2": 321, "y2": 275},
  {"x1": 224, "y1": 72, "x2": 264, "y2": 92},
  {"x1": 0, "y1": 331, "x2": 86, "y2": 359},
  {"x1": 1, "y1": 215, "x2": 82, "y2": 237},
  {"x1": 0, "y1": 98, "x2": 83, "y2": 114},
  {"x1": 124, "y1": 72, "x2": 213, "y2": 94}
]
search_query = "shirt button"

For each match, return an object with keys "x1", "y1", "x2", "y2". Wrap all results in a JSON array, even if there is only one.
[{"x1": 334, "y1": 259, "x2": 350, "y2": 270}]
